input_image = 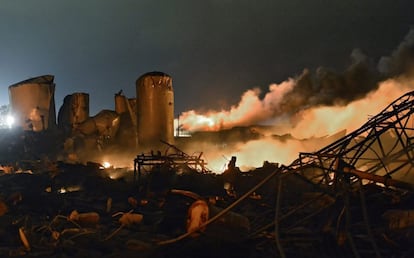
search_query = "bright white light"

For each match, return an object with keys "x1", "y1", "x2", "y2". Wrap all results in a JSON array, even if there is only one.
[
  {"x1": 102, "y1": 161, "x2": 111, "y2": 168},
  {"x1": 58, "y1": 187, "x2": 67, "y2": 194},
  {"x1": 6, "y1": 115, "x2": 14, "y2": 128}
]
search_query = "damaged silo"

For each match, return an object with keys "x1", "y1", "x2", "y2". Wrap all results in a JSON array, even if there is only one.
[
  {"x1": 115, "y1": 91, "x2": 128, "y2": 115},
  {"x1": 114, "y1": 91, "x2": 137, "y2": 148},
  {"x1": 63, "y1": 110, "x2": 120, "y2": 160},
  {"x1": 136, "y1": 71, "x2": 174, "y2": 148},
  {"x1": 57, "y1": 93, "x2": 90, "y2": 134},
  {"x1": 8, "y1": 75, "x2": 56, "y2": 131},
  {"x1": 75, "y1": 110, "x2": 120, "y2": 138}
]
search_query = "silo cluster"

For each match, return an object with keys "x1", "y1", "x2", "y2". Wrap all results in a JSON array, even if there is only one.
[{"x1": 6, "y1": 71, "x2": 175, "y2": 151}]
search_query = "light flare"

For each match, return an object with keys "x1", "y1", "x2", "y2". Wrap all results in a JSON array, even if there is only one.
[
  {"x1": 99, "y1": 154, "x2": 135, "y2": 170},
  {"x1": 6, "y1": 115, "x2": 14, "y2": 128},
  {"x1": 102, "y1": 161, "x2": 111, "y2": 169}
]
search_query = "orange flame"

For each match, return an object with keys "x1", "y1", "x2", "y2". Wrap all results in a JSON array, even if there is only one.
[{"x1": 179, "y1": 76, "x2": 414, "y2": 171}]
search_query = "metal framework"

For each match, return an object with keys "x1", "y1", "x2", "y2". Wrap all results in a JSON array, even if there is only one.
[
  {"x1": 131, "y1": 91, "x2": 414, "y2": 257},
  {"x1": 133, "y1": 140, "x2": 210, "y2": 187},
  {"x1": 292, "y1": 90, "x2": 414, "y2": 190},
  {"x1": 252, "y1": 91, "x2": 414, "y2": 257}
]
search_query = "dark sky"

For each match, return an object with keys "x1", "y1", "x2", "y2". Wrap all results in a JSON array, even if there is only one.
[{"x1": 1, "y1": 0, "x2": 413, "y2": 116}]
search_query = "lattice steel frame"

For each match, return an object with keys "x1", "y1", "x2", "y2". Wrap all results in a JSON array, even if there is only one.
[
  {"x1": 265, "y1": 91, "x2": 414, "y2": 257},
  {"x1": 290, "y1": 90, "x2": 414, "y2": 191}
]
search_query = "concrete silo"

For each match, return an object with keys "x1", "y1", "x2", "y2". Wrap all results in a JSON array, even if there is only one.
[
  {"x1": 8, "y1": 75, "x2": 56, "y2": 131},
  {"x1": 57, "y1": 93, "x2": 89, "y2": 134},
  {"x1": 114, "y1": 91, "x2": 137, "y2": 148},
  {"x1": 136, "y1": 71, "x2": 174, "y2": 148}
]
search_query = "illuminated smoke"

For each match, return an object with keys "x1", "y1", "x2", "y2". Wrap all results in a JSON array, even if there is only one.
[
  {"x1": 179, "y1": 80, "x2": 296, "y2": 132},
  {"x1": 179, "y1": 52, "x2": 380, "y2": 132},
  {"x1": 289, "y1": 77, "x2": 414, "y2": 139},
  {"x1": 179, "y1": 28, "x2": 414, "y2": 134},
  {"x1": 378, "y1": 28, "x2": 414, "y2": 77},
  {"x1": 177, "y1": 28, "x2": 414, "y2": 171}
]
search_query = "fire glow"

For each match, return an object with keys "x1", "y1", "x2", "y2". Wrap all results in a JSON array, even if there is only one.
[
  {"x1": 179, "y1": 80, "x2": 295, "y2": 132},
  {"x1": 290, "y1": 78, "x2": 413, "y2": 139},
  {"x1": 180, "y1": 78, "x2": 413, "y2": 137},
  {"x1": 178, "y1": 76, "x2": 414, "y2": 172},
  {"x1": 102, "y1": 161, "x2": 111, "y2": 169},
  {"x1": 178, "y1": 27, "x2": 414, "y2": 146}
]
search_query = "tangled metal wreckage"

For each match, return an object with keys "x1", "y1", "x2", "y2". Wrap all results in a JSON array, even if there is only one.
[
  {"x1": 136, "y1": 91, "x2": 414, "y2": 257},
  {"x1": 1, "y1": 92, "x2": 414, "y2": 257},
  {"x1": 252, "y1": 90, "x2": 414, "y2": 258}
]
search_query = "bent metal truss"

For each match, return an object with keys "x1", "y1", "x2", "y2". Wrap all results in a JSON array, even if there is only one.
[
  {"x1": 293, "y1": 90, "x2": 414, "y2": 190},
  {"x1": 255, "y1": 91, "x2": 414, "y2": 257}
]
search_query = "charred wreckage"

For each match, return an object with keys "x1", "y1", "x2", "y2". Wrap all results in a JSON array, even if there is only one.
[{"x1": 0, "y1": 74, "x2": 414, "y2": 257}]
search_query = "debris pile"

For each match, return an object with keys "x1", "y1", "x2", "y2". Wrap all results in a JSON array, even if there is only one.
[
  {"x1": 0, "y1": 156, "x2": 275, "y2": 257},
  {"x1": 2, "y1": 91, "x2": 414, "y2": 257}
]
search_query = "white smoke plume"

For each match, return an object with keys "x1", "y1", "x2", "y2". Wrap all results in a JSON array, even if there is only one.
[
  {"x1": 177, "y1": 28, "x2": 414, "y2": 171},
  {"x1": 179, "y1": 79, "x2": 295, "y2": 132},
  {"x1": 179, "y1": 28, "x2": 414, "y2": 134}
]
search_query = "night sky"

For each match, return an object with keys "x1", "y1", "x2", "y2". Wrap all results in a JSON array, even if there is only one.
[{"x1": 1, "y1": 0, "x2": 413, "y2": 116}]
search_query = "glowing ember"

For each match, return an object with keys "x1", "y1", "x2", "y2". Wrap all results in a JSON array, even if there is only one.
[{"x1": 56, "y1": 186, "x2": 82, "y2": 194}]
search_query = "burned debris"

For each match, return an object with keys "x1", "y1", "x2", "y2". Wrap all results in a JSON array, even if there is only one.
[{"x1": 1, "y1": 72, "x2": 414, "y2": 257}]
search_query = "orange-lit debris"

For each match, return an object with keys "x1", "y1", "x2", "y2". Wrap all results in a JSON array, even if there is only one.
[
  {"x1": 118, "y1": 212, "x2": 144, "y2": 227},
  {"x1": 186, "y1": 199, "x2": 209, "y2": 237},
  {"x1": 68, "y1": 210, "x2": 100, "y2": 226}
]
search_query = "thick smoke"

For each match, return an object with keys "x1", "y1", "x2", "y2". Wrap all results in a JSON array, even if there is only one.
[
  {"x1": 279, "y1": 48, "x2": 379, "y2": 115},
  {"x1": 180, "y1": 28, "x2": 414, "y2": 133},
  {"x1": 378, "y1": 28, "x2": 414, "y2": 77},
  {"x1": 179, "y1": 80, "x2": 295, "y2": 131},
  {"x1": 177, "y1": 28, "x2": 414, "y2": 170}
]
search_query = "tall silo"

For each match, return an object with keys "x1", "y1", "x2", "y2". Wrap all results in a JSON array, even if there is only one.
[
  {"x1": 114, "y1": 91, "x2": 128, "y2": 114},
  {"x1": 57, "y1": 93, "x2": 89, "y2": 134},
  {"x1": 8, "y1": 75, "x2": 56, "y2": 131},
  {"x1": 136, "y1": 71, "x2": 174, "y2": 148}
]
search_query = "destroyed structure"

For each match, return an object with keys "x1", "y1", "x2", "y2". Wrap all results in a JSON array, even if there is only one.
[
  {"x1": 1, "y1": 73, "x2": 414, "y2": 257},
  {"x1": 2, "y1": 72, "x2": 174, "y2": 163}
]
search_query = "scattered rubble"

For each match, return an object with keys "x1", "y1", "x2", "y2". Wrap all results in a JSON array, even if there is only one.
[{"x1": 2, "y1": 91, "x2": 414, "y2": 257}]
